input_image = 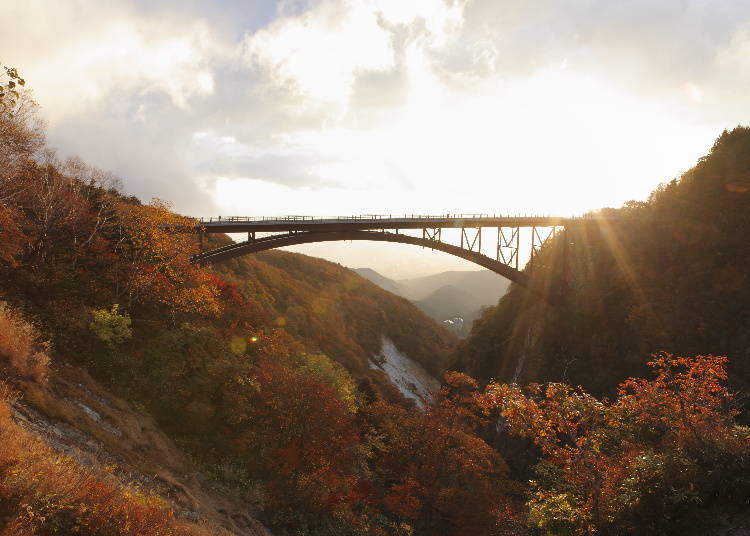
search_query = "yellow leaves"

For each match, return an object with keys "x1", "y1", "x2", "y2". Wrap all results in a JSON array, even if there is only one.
[
  {"x1": 311, "y1": 297, "x2": 330, "y2": 314},
  {"x1": 293, "y1": 353, "x2": 359, "y2": 413},
  {"x1": 0, "y1": 301, "x2": 50, "y2": 382},
  {"x1": 113, "y1": 200, "x2": 227, "y2": 318},
  {"x1": 169, "y1": 273, "x2": 222, "y2": 316},
  {"x1": 115, "y1": 198, "x2": 197, "y2": 261},
  {"x1": 90, "y1": 304, "x2": 133, "y2": 346}
]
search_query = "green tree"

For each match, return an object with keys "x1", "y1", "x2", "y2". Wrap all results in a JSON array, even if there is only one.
[{"x1": 90, "y1": 304, "x2": 132, "y2": 346}]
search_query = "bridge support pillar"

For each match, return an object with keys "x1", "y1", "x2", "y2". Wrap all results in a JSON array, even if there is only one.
[
  {"x1": 497, "y1": 227, "x2": 520, "y2": 269},
  {"x1": 460, "y1": 227, "x2": 481, "y2": 252},
  {"x1": 531, "y1": 226, "x2": 558, "y2": 261}
]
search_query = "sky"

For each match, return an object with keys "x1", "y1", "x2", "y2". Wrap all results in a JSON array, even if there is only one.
[{"x1": 2, "y1": 0, "x2": 750, "y2": 277}]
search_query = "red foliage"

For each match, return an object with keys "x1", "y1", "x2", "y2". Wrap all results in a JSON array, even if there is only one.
[
  {"x1": 241, "y1": 359, "x2": 361, "y2": 520},
  {"x1": 483, "y1": 353, "x2": 750, "y2": 534},
  {"x1": 362, "y1": 385, "x2": 515, "y2": 536}
]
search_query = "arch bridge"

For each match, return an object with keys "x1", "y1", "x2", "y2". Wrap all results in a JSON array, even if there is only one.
[{"x1": 188, "y1": 214, "x2": 602, "y2": 297}]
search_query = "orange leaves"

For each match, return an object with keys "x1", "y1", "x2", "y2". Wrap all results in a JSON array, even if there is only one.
[
  {"x1": 483, "y1": 353, "x2": 750, "y2": 534},
  {"x1": 383, "y1": 480, "x2": 422, "y2": 519},
  {"x1": 361, "y1": 391, "x2": 514, "y2": 536},
  {"x1": 115, "y1": 199, "x2": 197, "y2": 264},
  {"x1": 0, "y1": 204, "x2": 26, "y2": 266},
  {"x1": 239, "y1": 359, "x2": 361, "y2": 519},
  {"x1": 112, "y1": 200, "x2": 223, "y2": 316}
]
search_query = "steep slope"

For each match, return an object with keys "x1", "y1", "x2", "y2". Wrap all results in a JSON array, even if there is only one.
[
  {"x1": 0, "y1": 125, "x2": 460, "y2": 533},
  {"x1": 210, "y1": 244, "x2": 457, "y2": 380},
  {"x1": 353, "y1": 267, "x2": 405, "y2": 296},
  {"x1": 415, "y1": 284, "x2": 478, "y2": 320},
  {"x1": 10, "y1": 364, "x2": 270, "y2": 535},
  {"x1": 456, "y1": 127, "x2": 750, "y2": 397}
]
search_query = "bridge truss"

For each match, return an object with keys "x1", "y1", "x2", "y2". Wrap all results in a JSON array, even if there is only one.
[{"x1": 187, "y1": 214, "x2": 577, "y2": 292}]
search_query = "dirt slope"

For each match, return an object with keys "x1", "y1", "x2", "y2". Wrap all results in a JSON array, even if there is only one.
[{"x1": 12, "y1": 360, "x2": 271, "y2": 536}]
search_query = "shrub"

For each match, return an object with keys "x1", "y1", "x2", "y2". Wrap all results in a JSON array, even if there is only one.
[
  {"x1": 89, "y1": 304, "x2": 132, "y2": 346},
  {"x1": 0, "y1": 381, "x2": 226, "y2": 536},
  {"x1": 484, "y1": 354, "x2": 750, "y2": 535},
  {"x1": 0, "y1": 300, "x2": 49, "y2": 382}
]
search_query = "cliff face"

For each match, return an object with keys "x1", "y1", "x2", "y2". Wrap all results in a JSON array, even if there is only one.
[{"x1": 457, "y1": 128, "x2": 750, "y2": 397}]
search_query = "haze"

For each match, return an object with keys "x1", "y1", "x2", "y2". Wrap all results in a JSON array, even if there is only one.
[{"x1": 3, "y1": 0, "x2": 749, "y2": 277}]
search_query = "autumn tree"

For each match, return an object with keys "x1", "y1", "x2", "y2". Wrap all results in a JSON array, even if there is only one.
[
  {"x1": 482, "y1": 353, "x2": 750, "y2": 535},
  {"x1": 232, "y1": 358, "x2": 361, "y2": 531},
  {"x1": 361, "y1": 374, "x2": 518, "y2": 536},
  {"x1": 0, "y1": 64, "x2": 42, "y2": 266},
  {"x1": 111, "y1": 199, "x2": 220, "y2": 316}
]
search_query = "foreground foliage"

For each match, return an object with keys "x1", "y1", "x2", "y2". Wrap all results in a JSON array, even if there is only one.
[
  {"x1": 483, "y1": 354, "x2": 750, "y2": 535},
  {"x1": 0, "y1": 381, "x2": 226, "y2": 536}
]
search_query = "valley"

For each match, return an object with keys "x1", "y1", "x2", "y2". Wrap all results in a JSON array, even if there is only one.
[
  {"x1": 3, "y1": 9, "x2": 750, "y2": 533},
  {"x1": 2, "y1": 123, "x2": 749, "y2": 535},
  {"x1": 354, "y1": 267, "x2": 510, "y2": 336}
]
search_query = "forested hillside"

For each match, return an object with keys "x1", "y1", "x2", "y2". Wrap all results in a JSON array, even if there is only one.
[
  {"x1": 0, "y1": 73, "x2": 513, "y2": 535},
  {"x1": 457, "y1": 127, "x2": 750, "y2": 397},
  {"x1": 2, "y1": 67, "x2": 750, "y2": 536}
]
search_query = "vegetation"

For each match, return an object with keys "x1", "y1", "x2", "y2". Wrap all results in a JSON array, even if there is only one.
[
  {"x1": 458, "y1": 127, "x2": 750, "y2": 398},
  {"x1": 1, "y1": 64, "x2": 749, "y2": 535},
  {"x1": 483, "y1": 354, "x2": 750, "y2": 535},
  {"x1": 0, "y1": 381, "x2": 226, "y2": 536},
  {"x1": 0, "y1": 300, "x2": 49, "y2": 382}
]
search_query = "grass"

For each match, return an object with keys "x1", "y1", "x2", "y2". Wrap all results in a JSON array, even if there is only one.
[
  {"x1": 0, "y1": 384, "x2": 228, "y2": 535},
  {"x1": 0, "y1": 301, "x2": 49, "y2": 382}
]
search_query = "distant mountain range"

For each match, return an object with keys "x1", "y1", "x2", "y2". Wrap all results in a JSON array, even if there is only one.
[
  {"x1": 353, "y1": 268, "x2": 510, "y2": 336},
  {"x1": 353, "y1": 268, "x2": 406, "y2": 297}
]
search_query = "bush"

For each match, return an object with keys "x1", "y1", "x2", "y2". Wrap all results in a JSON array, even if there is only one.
[
  {"x1": 89, "y1": 304, "x2": 132, "y2": 346},
  {"x1": 0, "y1": 381, "x2": 225, "y2": 536},
  {"x1": 0, "y1": 301, "x2": 49, "y2": 382}
]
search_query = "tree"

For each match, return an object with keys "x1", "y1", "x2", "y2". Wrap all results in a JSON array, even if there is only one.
[
  {"x1": 234, "y1": 358, "x2": 361, "y2": 531},
  {"x1": 482, "y1": 354, "x2": 750, "y2": 535},
  {"x1": 0, "y1": 64, "x2": 42, "y2": 267},
  {"x1": 361, "y1": 377, "x2": 517, "y2": 536},
  {"x1": 111, "y1": 199, "x2": 220, "y2": 316},
  {"x1": 0, "y1": 64, "x2": 26, "y2": 111},
  {"x1": 90, "y1": 304, "x2": 132, "y2": 346}
]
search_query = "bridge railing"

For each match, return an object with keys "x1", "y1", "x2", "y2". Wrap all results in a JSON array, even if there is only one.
[
  {"x1": 195, "y1": 213, "x2": 616, "y2": 224},
  {"x1": 198, "y1": 213, "x2": 575, "y2": 223}
]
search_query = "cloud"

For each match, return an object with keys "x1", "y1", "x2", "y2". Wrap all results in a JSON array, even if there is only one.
[
  {"x1": 240, "y1": 0, "x2": 469, "y2": 116},
  {"x1": 3, "y1": 0, "x2": 750, "y2": 231},
  {"x1": 1, "y1": 1, "x2": 225, "y2": 125},
  {"x1": 241, "y1": 0, "x2": 396, "y2": 115},
  {"x1": 190, "y1": 131, "x2": 333, "y2": 187}
]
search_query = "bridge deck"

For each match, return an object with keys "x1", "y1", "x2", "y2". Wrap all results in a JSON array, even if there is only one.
[{"x1": 196, "y1": 214, "x2": 594, "y2": 233}]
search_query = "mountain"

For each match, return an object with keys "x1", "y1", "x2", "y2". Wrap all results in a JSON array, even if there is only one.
[
  {"x1": 456, "y1": 126, "x2": 750, "y2": 398},
  {"x1": 414, "y1": 284, "x2": 477, "y2": 320},
  {"x1": 398, "y1": 270, "x2": 510, "y2": 304},
  {"x1": 353, "y1": 268, "x2": 510, "y2": 335},
  {"x1": 353, "y1": 267, "x2": 405, "y2": 297},
  {"x1": 3, "y1": 78, "x2": 750, "y2": 535}
]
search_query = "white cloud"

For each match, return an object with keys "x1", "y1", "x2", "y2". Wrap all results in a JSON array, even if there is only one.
[
  {"x1": 241, "y1": 0, "x2": 469, "y2": 115},
  {"x1": 0, "y1": 1, "x2": 222, "y2": 123},
  {"x1": 242, "y1": 0, "x2": 395, "y2": 113},
  {"x1": 4, "y1": 0, "x2": 750, "y2": 276}
]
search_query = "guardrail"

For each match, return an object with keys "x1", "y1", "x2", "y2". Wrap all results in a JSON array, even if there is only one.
[{"x1": 195, "y1": 213, "x2": 602, "y2": 223}]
